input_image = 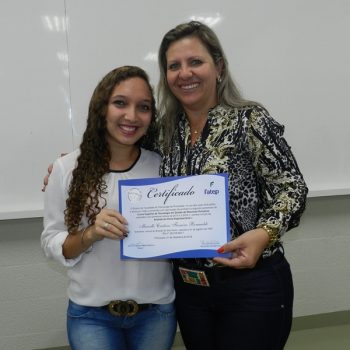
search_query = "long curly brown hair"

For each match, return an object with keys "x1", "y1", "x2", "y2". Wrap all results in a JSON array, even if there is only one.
[{"x1": 64, "y1": 66, "x2": 157, "y2": 234}]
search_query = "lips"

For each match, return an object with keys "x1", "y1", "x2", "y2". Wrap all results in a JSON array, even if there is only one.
[
  {"x1": 119, "y1": 124, "x2": 138, "y2": 134},
  {"x1": 179, "y1": 82, "x2": 200, "y2": 91}
]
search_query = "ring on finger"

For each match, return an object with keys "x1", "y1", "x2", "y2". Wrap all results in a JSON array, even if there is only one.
[{"x1": 103, "y1": 222, "x2": 110, "y2": 230}]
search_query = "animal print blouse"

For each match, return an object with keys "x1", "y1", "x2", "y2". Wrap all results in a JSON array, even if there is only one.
[{"x1": 159, "y1": 105, "x2": 308, "y2": 265}]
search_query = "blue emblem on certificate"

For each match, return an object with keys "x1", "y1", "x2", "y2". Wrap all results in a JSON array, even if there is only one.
[{"x1": 118, "y1": 174, "x2": 230, "y2": 259}]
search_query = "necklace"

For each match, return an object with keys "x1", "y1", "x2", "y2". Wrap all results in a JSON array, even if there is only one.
[
  {"x1": 190, "y1": 129, "x2": 202, "y2": 146},
  {"x1": 190, "y1": 118, "x2": 207, "y2": 138}
]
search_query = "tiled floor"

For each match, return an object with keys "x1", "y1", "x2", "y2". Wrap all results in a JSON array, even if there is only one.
[
  {"x1": 41, "y1": 323, "x2": 350, "y2": 350},
  {"x1": 285, "y1": 323, "x2": 350, "y2": 350},
  {"x1": 173, "y1": 324, "x2": 350, "y2": 349}
]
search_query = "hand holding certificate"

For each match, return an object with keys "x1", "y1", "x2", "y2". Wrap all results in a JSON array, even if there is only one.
[{"x1": 119, "y1": 174, "x2": 230, "y2": 259}]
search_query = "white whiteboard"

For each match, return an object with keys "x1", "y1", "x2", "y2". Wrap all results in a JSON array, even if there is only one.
[
  {"x1": 1, "y1": 0, "x2": 349, "y2": 220},
  {"x1": 0, "y1": 0, "x2": 73, "y2": 220}
]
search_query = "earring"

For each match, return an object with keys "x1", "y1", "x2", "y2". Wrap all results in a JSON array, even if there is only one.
[{"x1": 217, "y1": 75, "x2": 222, "y2": 84}]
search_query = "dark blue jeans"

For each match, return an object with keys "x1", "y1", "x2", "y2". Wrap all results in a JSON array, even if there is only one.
[{"x1": 173, "y1": 251, "x2": 293, "y2": 350}]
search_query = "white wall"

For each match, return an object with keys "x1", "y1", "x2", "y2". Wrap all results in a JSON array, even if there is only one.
[
  {"x1": 1, "y1": 196, "x2": 350, "y2": 349},
  {"x1": 1, "y1": 0, "x2": 350, "y2": 220}
]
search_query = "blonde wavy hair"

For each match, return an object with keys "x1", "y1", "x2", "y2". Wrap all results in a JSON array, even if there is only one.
[{"x1": 157, "y1": 21, "x2": 261, "y2": 150}]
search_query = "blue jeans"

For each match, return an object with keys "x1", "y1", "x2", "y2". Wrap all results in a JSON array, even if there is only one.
[
  {"x1": 67, "y1": 300, "x2": 176, "y2": 350},
  {"x1": 173, "y1": 251, "x2": 294, "y2": 350}
]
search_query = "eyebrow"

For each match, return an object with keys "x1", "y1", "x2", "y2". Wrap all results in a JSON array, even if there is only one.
[
  {"x1": 109, "y1": 95, "x2": 152, "y2": 103},
  {"x1": 109, "y1": 94, "x2": 125, "y2": 99},
  {"x1": 168, "y1": 55, "x2": 203, "y2": 63}
]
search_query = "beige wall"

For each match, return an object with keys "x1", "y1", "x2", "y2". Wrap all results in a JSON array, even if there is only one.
[
  {"x1": 1, "y1": 195, "x2": 350, "y2": 349},
  {"x1": 284, "y1": 195, "x2": 350, "y2": 316}
]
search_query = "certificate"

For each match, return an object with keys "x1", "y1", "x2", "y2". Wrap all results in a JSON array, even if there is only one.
[{"x1": 119, "y1": 174, "x2": 230, "y2": 259}]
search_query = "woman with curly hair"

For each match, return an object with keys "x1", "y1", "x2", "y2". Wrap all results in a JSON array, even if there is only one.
[{"x1": 41, "y1": 66, "x2": 176, "y2": 350}]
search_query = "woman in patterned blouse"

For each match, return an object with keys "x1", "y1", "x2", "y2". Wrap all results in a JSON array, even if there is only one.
[{"x1": 157, "y1": 21, "x2": 308, "y2": 350}]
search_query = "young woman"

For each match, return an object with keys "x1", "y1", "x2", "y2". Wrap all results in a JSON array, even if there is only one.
[
  {"x1": 41, "y1": 66, "x2": 176, "y2": 350},
  {"x1": 156, "y1": 21, "x2": 308, "y2": 350}
]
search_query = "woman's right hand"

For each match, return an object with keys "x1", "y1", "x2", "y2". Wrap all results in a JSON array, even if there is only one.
[
  {"x1": 86, "y1": 208, "x2": 129, "y2": 243},
  {"x1": 62, "y1": 209, "x2": 129, "y2": 259}
]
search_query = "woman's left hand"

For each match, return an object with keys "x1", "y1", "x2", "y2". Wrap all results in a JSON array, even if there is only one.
[{"x1": 213, "y1": 228, "x2": 270, "y2": 269}]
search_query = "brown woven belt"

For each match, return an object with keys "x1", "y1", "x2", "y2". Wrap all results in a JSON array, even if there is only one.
[{"x1": 105, "y1": 300, "x2": 153, "y2": 317}]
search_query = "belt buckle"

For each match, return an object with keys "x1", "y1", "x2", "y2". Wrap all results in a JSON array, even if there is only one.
[
  {"x1": 179, "y1": 267, "x2": 210, "y2": 287},
  {"x1": 108, "y1": 300, "x2": 139, "y2": 317}
]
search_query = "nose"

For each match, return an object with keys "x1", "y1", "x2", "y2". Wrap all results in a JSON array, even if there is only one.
[
  {"x1": 124, "y1": 107, "x2": 137, "y2": 122},
  {"x1": 178, "y1": 66, "x2": 193, "y2": 80}
]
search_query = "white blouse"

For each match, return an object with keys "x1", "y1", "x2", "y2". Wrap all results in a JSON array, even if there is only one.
[{"x1": 41, "y1": 148, "x2": 175, "y2": 307}]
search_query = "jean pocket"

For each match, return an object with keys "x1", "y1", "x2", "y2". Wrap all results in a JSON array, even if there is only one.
[
  {"x1": 155, "y1": 302, "x2": 176, "y2": 316},
  {"x1": 67, "y1": 300, "x2": 93, "y2": 318}
]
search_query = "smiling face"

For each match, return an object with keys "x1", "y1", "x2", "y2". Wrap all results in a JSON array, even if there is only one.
[
  {"x1": 166, "y1": 36, "x2": 221, "y2": 113},
  {"x1": 105, "y1": 77, "x2": 153, "y2": 149}
]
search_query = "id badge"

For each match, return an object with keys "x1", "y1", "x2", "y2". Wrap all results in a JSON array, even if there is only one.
[{"x1": 178, "y1": 267, "x2": 210, "y2": 287}]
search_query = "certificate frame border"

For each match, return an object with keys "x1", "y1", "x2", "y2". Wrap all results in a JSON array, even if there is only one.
[{"x1": 118, "y1": 174, "x2": 231, "y2": 260}]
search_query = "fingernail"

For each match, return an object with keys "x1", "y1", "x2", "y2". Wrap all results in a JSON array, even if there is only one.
[
  {"x1": 217, "y1": 246, "x2": 225, "y2": 254},
  {"x1": 123, "y1": 233, "x2": 128, "y2": 237}
]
